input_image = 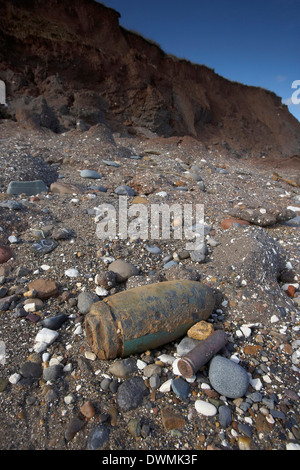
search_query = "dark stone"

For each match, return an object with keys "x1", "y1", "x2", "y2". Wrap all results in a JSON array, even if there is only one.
[
  {"x1": 116, "y1": 377, "x2": 149, "y2": 411},
  {"x1": 20, "y1": 361, "x2": 43, "y2": 379},
  {"x1": 171, "y1": 377, "x2": 190, "y2": 399},
  {"x1": 64, "y1": 416, "x2": 85, "y2": 441},
  {"x1": 41, "y1": 313, "x2": 68, "y2": 330},
  {"x1": 87, "y1": 425, "x2": 110, "y2": 450}
]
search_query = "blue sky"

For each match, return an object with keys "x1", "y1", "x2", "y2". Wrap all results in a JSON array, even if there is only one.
[{"x1": 100, "y1": 0, "x2": 300, "y2": 122}]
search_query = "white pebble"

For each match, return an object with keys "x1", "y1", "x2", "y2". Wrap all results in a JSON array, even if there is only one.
[
  {"x1": 24, "y1": 303, "x2": 37, "y2": 312},
  {"x1": 35, "y1": 328, "x2": 59, "y2": 346},
  {"x1": 8, "y1": 235, "x2": 18, "y2": 243},
  {"x1": 249, "y1": 377, "x2": 263, "y2": 391},
  {"x1": 270, "y1": 315, "x2": 279, "y2": 323},
  {"x1": 73, "y1": 324, "x2": 82, "y2": 335},
  {"x1": 65, "y1": 268, "x2": 79, "y2": 278},
  {"x1": 41, "y1": 265, "x2": 51, "y2": 271},
  {"x1": 159, "y1": 378, "x2": 172, "y2": 393},
  {"x1": 136, "y1": 359, "x2": 147, "y2": 370},
  {"x1": 85, "y1": 351, "x2": 96, "y2": 361},
  {"x1": 64, "y1": 394, "x2": 75, "y2": 405},
  {"x1": 9, "y1": 373, "x2": 21, "y2": 384},
  {"x1": 157, "y1": 354, "x2": 175, "y2": 365},
  {"x1": 201, "y1": 383, "x2": 211, "y2": 390},
  {"x1": 95, "y1": 286, "x2": 109, "y2": 296},
  {"x1": 240, "y1": 326, "x2": 252, "y2": 337},
  {"x1": 286, "y1": 442, "x2": 300, "y2": 450},
  {"x1": 263, "y1": 374, "x2": 271, "y2": 383},
  {"x1": 266, "y1": 414, "x2": 275, "y2": 424},
  {"x1": 42, "y1": 352, "x2": 50, "y2": 362},
  {"x1": 195, "y1": 400, "x2": 217, "y2": 417},
  {"x1": 230, "y1": 355, "x2": 241, "y2": 364}
]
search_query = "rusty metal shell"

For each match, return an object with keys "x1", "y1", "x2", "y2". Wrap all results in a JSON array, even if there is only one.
[{"x1": 85, "y1": 280, "x2": 215, "y2": 359}]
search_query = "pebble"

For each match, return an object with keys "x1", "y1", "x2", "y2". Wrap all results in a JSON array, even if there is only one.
[
  {"x1": 218, "y1": 405, "x2": 232, "y2": 428},
  {"x1": 34, "y1": 328, "x2": 59, "y2": 351},
  {"x1": 77, "y1": 291, "x2": 99, "y2": 314},
  {"x1": 171, "y1": 377, "x2": 190, "y2": 399},
  {"x1": 187, "y1": 321, "x2": 214, "y2": 340},
  {"x1": 176, "y1": 336, "x2": 200, "y2": 356},
  {"x1": 65, "y1": 268, "x2": 79, "y2": 278},
  {"x1": 20, "y1": 361, "x2": 42, "y2": 379},
  {"x1": 0, "y1": 245, "x2": 13, "y2": 264},
  {"x1": 149, "y1": 374, "x2": 160, "y2": 389},
  {"x1": 161, "y1": 407, "x2": 186, "y2": 430},
  {"x1": 143, "y1": 363, "x2": 162, "y2": 378},
  {"x1": 7, "y1": 180, "x2": 48, "y2": 196},
  {"x1": 87, "y1": 426, "x2": 110, "y2": 450},
  {"x1": 109, "y1": 358, "x2": 137, "y2": 378},
  {"x1": 43, "y1": 364, "x2": 63, "y2": 382},
  {"x1": 27, "y1": 279, "x2": 58, "y2": 300},
  {"x1": 64, "y1": 417, "x2": 85, "y2": 443},
  {"x1": 159, "y1": 378, "x2": 172, "y2": 393},
  {"x1": 80, "y1": 400, "x2": 96, "y2": 419},
  {"x1": 145, "y1": 244, "x2": 162, "y2": 254},
  {"x1": 30, "y1": 239, "x2": 58, "y2": 255},
  {"x1": 80, "y1": 169, "x2": 101, "y2": 179},
  {"x1": 9, "y1": 373, "x2": 21, "y2": 384},
  {"x1": 108, "y1": 259, "x2": 139, "y2": 282},
  {"x1": 114, "y1": 185, "x2": 135, "y2": 196},
  {"x1": 209, "y1": 355, "x2": 250, "y2": 398},
  {"x1": 116, "y1": 377, "x2": 148, "y2": 411},
  {"x1": 41, "y1": 314, "x2": 68, "y2": 330},
  {"x1": 195, "y1": 400, "x2": 217, "y2": 417}
]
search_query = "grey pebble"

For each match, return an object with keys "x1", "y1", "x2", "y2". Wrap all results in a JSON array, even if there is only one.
[
  {"x1": 218, "y1": 405, "x2": 232, "y2": 428},
  {"x1": 43, "y1": 364, "x2": 63, "y2": 382},
  {"x1": 114, "y1": 185, "x2": 135, "y2": 196},
  {"x1": 149, "y1": 374, "x2": 160, "y2": 390},
  {"x1": 164, "y1": 260, "x2": 178, "y2": 269},
  {"x1": 171, "y1": 377, "x2": 190, "y2": 399},
  {"x1": 30, "y1": 239, "x2": 58, "y2": 255},
  {"x1": 65, "y1": 416, "x2": 85, "y2": 442},
  {"x1": 41, "y1": 314, "x2": 68, "y2": 330},
  {"x1": 177, "y1": 336, "x2": 200, "y2": 356},
  {"x1": 238, "y1": 422, "x2": 253, "y2": 438},
  {"x1": 117, "y1": 377, "x2": 149, "y2": 411},
  {"x1": 209, "y1": 355, "x2": 250, "y2": 399},
  {"x1": 143, "y1": 363, "x2": 162, "y2": 378},
  {"x1": 80, "y1": 169, "x2": 101, "y2": 179},
  {"x1": 109, "y1": 358, "x2": 137, "y2": 378},
  {"x1": 270, "y1": 410, "x2": 285, "y2": 419},
  {"x1": 87, "y1": 425, "x2": 110, "y2": 450},
  {"x1": 20, "y1": 361, "x2": 42, "y2": 379},
  {"x1": 100, "y1": 377, "x2": 111, "y2": 391},
  {"x1": 77, "y1": 291, "x2": 99, "y2": 314}
]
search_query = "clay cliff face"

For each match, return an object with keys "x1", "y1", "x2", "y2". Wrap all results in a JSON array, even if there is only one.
[{"x1": 0, "y1": 0, "x2": 300, "y2": 161}]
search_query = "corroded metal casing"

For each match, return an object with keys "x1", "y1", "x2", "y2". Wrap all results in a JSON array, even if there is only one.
[
  {"x1": 177, "y1": 330, "x2": 228, "y2": 378},
  {"x1": 85, "y1": 280, "x2": 215, "y2": 360}
]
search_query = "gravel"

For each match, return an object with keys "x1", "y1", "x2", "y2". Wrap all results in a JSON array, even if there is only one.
[{"x1": 0, "y1": 119, "x2": 299, "y2": 451}]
